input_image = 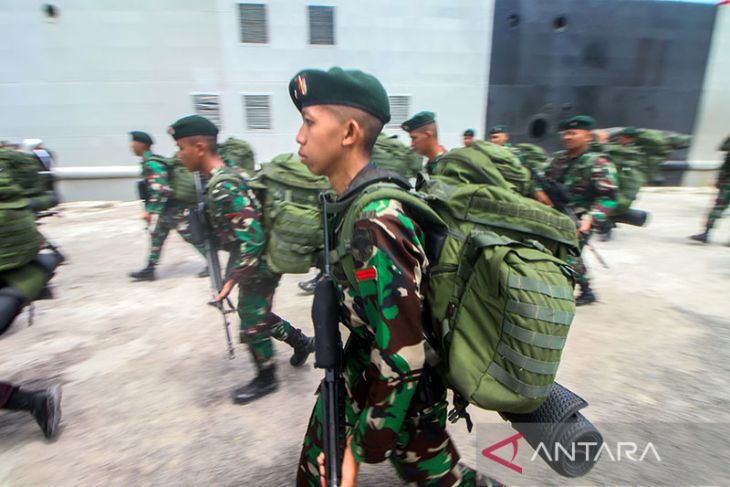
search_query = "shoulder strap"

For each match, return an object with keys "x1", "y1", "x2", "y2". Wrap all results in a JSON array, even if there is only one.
[
  {"x1": 207, "y1": 167, "x2": 244, "y2": 196},
  {"x1": 330, "y1": 182, "x2": 445, "y2": 297}
]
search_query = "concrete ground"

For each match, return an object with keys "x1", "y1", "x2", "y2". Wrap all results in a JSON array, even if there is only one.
[{"x1": 0, "y1": 188, "x2": 728, "y2": 486}]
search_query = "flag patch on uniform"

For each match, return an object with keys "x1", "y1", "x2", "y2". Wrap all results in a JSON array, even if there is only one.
[{"x1": 356, "y1": 267, "x2": 377, "y2": 281}]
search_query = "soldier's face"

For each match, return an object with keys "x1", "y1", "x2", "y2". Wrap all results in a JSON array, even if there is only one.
[
  {"x1": 296, "y1": 106, "x2": 348, "y2": 177},
  {"x1": 489, "y1": 133, "x2": 508, "y2": 146},
  {"x1": 562, "y1": 129, "x2": 592, "y2": 151},
  {"x1": 616, "y1": 135, "x2": 633, "y2": 145},
  {"x1": 409, "y1": 130, "x2": 431, "y2": 156},
  {"x1": 176, "y1": 138, "x2": 203, "y2": 171},
  {"x1": 463, "y1": 135, "x2": 475, "y2": 147},
  {"x1": 130, "y1": 141, "x2": 147, "y2": 157}
]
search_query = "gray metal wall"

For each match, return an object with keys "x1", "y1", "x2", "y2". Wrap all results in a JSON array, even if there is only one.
[{"x1": 486, "y1": 0, "x2": 716, "y2": 154}]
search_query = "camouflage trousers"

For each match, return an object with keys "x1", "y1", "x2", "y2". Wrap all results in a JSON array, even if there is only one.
[
  {"x1": 296, "y1": 338, "x2": 477, "y2": 486},
  {"x1": 147, "y1": 204, "x2": 205, "y2": 265},
  {"x1": 237, "y1": 261, "x2": 294, "y2": 369},
  {"x1": 705, "y1": 182, "x2": 730, "y2": 231},
  {"x1": 0, "y1": 382, "x2": 12, "y2": 408}
]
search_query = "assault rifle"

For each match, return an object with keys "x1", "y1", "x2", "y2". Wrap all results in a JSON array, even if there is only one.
[
  {"x1": 190, "y1": 172, "x2": 235, "y2": 359},
  {"x1": 537, "y1": 176, "x2": 609, "y2": 269},
  {"x1": 312, "y1": 192, "x2": 346, "y2": 486}
]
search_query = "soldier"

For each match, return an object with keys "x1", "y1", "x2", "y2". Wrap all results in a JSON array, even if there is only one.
[
  {"x1": 535, "y1": 115, "x2": 618, "y2": 306},
  {"x1": 401, "y1": 111, "x2": 447, "y2": 175},
  {"x1": 488, "y1": 125, "x2": 510, "y2": 146},
  {"x1": 0, "y1": 381, "x2": 62, "y2": 439},
  {"x1": 128, "y1": 130, "x2": 207, "y2": 281},
  {"x1": 168, "y1": 115, "x2": 314, "y2": 405},
  {"x1": 690, "y1": 135, "x2": 730, "y2": 244},
  {"x1": 462, "y1": 128, "x2": 476, "y2": 147},
  {"x1": 289, "y1": 68, "x2": 500, "y2": 486}
]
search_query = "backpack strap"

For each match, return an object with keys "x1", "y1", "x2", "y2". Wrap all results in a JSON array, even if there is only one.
[
  {"x1": 328, "y1": 182, "x2": 445, "y2": 300},
  {"x1": 207, "y1": 166, "x2": 245, "y2": 197}
]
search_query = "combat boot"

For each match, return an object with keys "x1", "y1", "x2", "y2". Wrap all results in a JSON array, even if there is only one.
[
  {"x1": 32, "y1": 385, "x2": 62, "y2": 439},
  {"x1": 232, "y1": 365, "x2": 278, "y2": 405},
  {"x1": 197, "y1": 266, "x2": 210, "y2": 278},
  {"x1": 129, "y1": 263, "x2": 156, "y2": 281},
  {"x1": 297, "y1": 272, "x2": 321, "y2": 295},
  {"x1": 689, "y1": 231, "x2": 708, "y2": 243},
  {"x1": 285, "y1": 328, "x2": 315, "y2": 367},
  {"x1": 576, "y1": 283, "x2": 597, "y2": 306},
  {"x1": 4, "y1": 385, "x2": 62, "y2": 439}
]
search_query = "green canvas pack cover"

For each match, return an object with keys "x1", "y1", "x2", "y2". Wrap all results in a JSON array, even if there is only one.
[
  {"x1": 434, "y1": 141, "x2": 532, "y2": 195},
  {"x1": 371, "y1": 134, "x2": 423, "y2": 179},
  {"x1": 0, "y1": 173, "x2": 43, "y2": 272},
  {"x1": 158, "y1": 156, "x2": 198, "y2": 207},
  {"x1": 513, "y1": 143, "x2": 548, "y2": 174},
  {"x1": 219, "y1": 137, "x2": 256, "y2": 174},
  {"x1": 249, "y1": 153, "x2": 332, "y2": 274},
  {"x1": 0, "y1": 149, "x2": 48, "y2": 198},
  {"x1": 332, "y1": 176, "x2": 578, "y2": 415},
  {"x1": 602, "y1": 144, "x2": 646, "y2": 214}
]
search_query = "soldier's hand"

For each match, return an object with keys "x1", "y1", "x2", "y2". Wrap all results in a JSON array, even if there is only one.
[
  {"x1": 534, "y1": 190, "x2": 553, "y2": 207},
  {"x1": 142, "y1": 211, "x2": 151, "y2": 224},
  {"x1": 578, "y1": 219, "x2": 592, "y2": 235},
  {"x1": 317, "y1": 437, "x2": 359, "y2": 487},
  {"x1": 213, "y1": 278, "x2": 235, "y2": 303}
]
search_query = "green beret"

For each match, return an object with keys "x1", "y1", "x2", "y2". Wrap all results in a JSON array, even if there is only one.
[
  {"x1": 168, "y1": 115, "x2": 219, "y2": 140},
  {"x1": 617, "y1": 127, "x2": 639, "y2": 137},
  {"x1": 289, "y1": 67, "x2": 390, "y2": 124},
  {"x1": 129, "y1": 131, "x2": 153, "y2": 145},
  {"x1": 401, "y1": 111, "x2": 436, "y2": 132},
  {"x1": 463, "y1": 129, "x2": 475, "y2": 137},
  {"x1": 559, "y1": 115, "x2": 596, "y2": 131},
  {"x1": 489, "y1": 125, "x2": 508, "y2": 135}
]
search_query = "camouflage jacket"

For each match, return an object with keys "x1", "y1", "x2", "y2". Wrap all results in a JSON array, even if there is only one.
[
  {"x1": 206, "y1": 166, "x2": 266, "y2": 282},
  {"x1": 140, "y1": 152, "x2": 171, "y2": 214},
  {"x1": 536, "y1": 149, "x2": 618, "y2": 223},
  {"x1": 719, "y1": 137, "x2": 730, "y2": 185},
  {"x1": 331, "y1": 165, "x2": 428, "y2": 464}
]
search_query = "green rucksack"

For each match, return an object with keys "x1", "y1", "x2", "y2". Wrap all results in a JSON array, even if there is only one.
[
  {"x1": 0, "y1": 172, "x2": 43, "y2": 273},
  {"x1": 434, "y1": 141, "x2": 532, "y2": 196},
  {"x1": 513, "y1": 143, "x2": 548, "y2": 174},
  {"x1": 0, "y1": 149, "x2": 49, "y2": 198},
  {"x1": 330, "y1": 172, "x2": 578, "y2": 414},
  {"x1": 152, "y1": 156, "x2": 198, "y2": 207},
  {"x1": 370, "y1": 134, "x2": 423, "y2": 179},
  {"x1": 602, "y1": 144, "x2": 646, "y2": 214},
  {"x1": 219, "y1": 137, "x2": 256, "y2": 174},
  {"x1": 248, "y1": 153, "x2": 332, "y2": 274}
]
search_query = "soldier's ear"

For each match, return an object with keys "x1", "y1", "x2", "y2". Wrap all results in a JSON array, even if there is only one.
[{"x1": 341, "y1": 119, "x2": 359, "y2": 149}]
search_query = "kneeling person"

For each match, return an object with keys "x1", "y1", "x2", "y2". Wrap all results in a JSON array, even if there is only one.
[{"x1": 169, "y1": 115, "x2": 314, "y2": 405}]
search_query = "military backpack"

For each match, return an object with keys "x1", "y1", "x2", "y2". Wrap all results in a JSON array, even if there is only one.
[
  {"x1": 219, "y1": 137, "x2": 256, "y2": 174},
  {"x1": 329, "y1": 169, "x2": 578, "y2": 414},
  {"x1": 0, "y1": 172, "x2": 43, "y2": 273},
  {"x1": 602, "y1": 144, "x2": 645, "y2": 214},
  {"x1": 370, "y1": 134, "x2": 423, "y2": 180},
  {"x1": 243, "y1": 153, "x2": 332, "y2": 274},
  {"x1": 433, "y1": 140, "x2": 532, "y2": 196},
  {"x1": 140, "y1": 155, "x2": 199, "y2": 208}
]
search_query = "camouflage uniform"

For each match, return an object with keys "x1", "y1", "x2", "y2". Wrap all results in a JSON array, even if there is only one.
[
  {"x1": 206, "y1": 167, "x2": 297, "y2": 369},
  {"x1": 536, "y1": 150, "x2": 618, "y2": 287},
  {"x1": 297, "y1": 166, "x2": 477, "y2": 486},
  {"x1": 141, "y1": 152, "x2": 204, "y2": 265},
  {"x1": 703, "y1": 141, "x2": 730, "y2": 233}
]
